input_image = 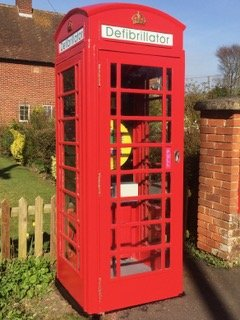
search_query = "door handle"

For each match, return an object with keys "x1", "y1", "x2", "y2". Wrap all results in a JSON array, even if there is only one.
[{"x1": 174, "y1": 150, "x2": 180, "y2": 163}]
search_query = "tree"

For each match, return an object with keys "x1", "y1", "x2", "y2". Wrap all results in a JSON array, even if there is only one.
[{"x1": 216, "y1": 44, "x2": 240, "y2": 95}]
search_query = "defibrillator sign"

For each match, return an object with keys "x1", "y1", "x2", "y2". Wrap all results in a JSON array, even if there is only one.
[
  {"x1": 101, "y1": 24, "x2": 173, "y2": 46},
  {"x1": 59, "y1": 27, "x2": 84, "y2": 53}
]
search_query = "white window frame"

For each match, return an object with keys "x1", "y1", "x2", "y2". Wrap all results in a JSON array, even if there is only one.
[
  {"x1": 43, "y1": 105, "x2": 53, "y2": 118},
  {"x1": 19, "y1": 104, "x2": 30, "y2": 122}
]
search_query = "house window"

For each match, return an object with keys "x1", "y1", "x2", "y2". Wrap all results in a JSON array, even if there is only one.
[
  {"x1": 19, "y1": 105, "x2": 30, "y2": 122},
  {"x1": 43, "y1": 105, "x2": 53, "y2": 118}
]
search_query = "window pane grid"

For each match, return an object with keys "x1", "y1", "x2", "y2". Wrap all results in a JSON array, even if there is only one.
[
  {"x1": 109, "y1": 63, "x2": 172, "y2": 278},
  {"x1": 19, "y1": 105, "x2": 30, "y2": 122}
]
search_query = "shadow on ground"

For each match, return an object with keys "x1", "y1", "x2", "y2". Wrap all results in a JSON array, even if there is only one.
[
  {"x1": 54, "y1": 252, "x2": 240, "y2": 320},
  {"x1": 184, "y1": 254, "x2": 239, "y2": 320},
  {"x1": 0, "y1": 164, "x2": 19, "y2": 180}
]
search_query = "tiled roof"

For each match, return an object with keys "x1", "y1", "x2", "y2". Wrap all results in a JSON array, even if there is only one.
[{"x1": 0, "y1": 4, "x2": 63, "y2": 64}]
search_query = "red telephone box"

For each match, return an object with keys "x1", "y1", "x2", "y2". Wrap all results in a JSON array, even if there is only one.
[{"x1": 55, "y1": 3, "x2": 185, "y2": 315}]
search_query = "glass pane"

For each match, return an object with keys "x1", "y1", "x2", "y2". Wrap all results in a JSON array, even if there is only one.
[
  {"x1": 112, "y1": 147, "x2": 161, "y2": 170},
  {"x1": 165, "y1": 248, "x2": 170, "y2": 268},
  {"x1": 149, "y1": 147, "x2": 162, "y2": 168},
  {"x1": 166, "y1": 95, "x2": 172, "y2": 116},
  {"x1": 166, "y1": 68, "x2": 172, "y2": 91},
  {"x1": 111, "y1": 63, "x2": 117, "y2": 88},
  {"x1": 109, "y1": 200, "x2": 162, "y2": 241},
  {"x1": 110, "y1": 148, "x2": 117, "y2": 171},
  {"x1": 121, "y1": 93, "x2": 162, "y2": 116},
  {"x1": 110, "y1": 120, "x2": 132, "y2": 170},
  {"x1": 165, "y1": 198, "x2": 171, "y2": 218},
  {"x1": 118, "y1": 173, "x2": 162, "y2": 197},
  {"x1": 64, "y1": 120, "x2": 75, "y2": 141},
  {"x1": 110, "y1": 120, "x2": 132, "y2": 144},
  {"x1": 119, "y1": 250, "x2": 162, "y2": 277},
  {"x1": 111, "y1": 202, "x2": 117, "y2": 223},
  {"x1": 19, "y1": 105, "x2": 29, "y2": 121},
  {"x1": 119, "y1": 224, "x2": 162, "y2": 248},
  {"x1": 121, "y1": 65, "x2": 163, "y2": 90},
  {"x1": 165, "y1": 223, "x2": 171, "y2": 243},
  {"x1": 111, "y1": 92, "x2": 117, "y2": 115},
  {"x1": 111, "y1": 229, "x2": 117, "y2": 251},
  {"x1": 64, "y1": 218, "x2": 77, "y2": 242},
  {"x1": 110, "y1": 120, "x2": 117, "y2": 144},
  {"x1": 64, "y1": 169, "x2": 76, "y2": 192},
  {"x1": 121, "y1": 120, "x2": 162, "y2": 143},
  {"x1": 64, "y1": 240, "x2": 78, "y2": 269},
  {"x1": 166, "y1": 121, "x2": 171, "y2": 143},
  {"x1": 63, "y1": 67, "x2": 75, "y2": 92},
  {"x1": 64, "y1": 194, "x2": 76, "y2": 214},
  {"x1": 110, "y1": 256, "x2": 117, "y2": 278},
  {"x1": 63, "y1": 94, "x2": 75, "y2": 117},
  {"x1": 166, "y1": 172, "x2": 171, "y2": 193},
  {"x1": 64, "y1": 145, "x2": 76, "y2": 167},
  {"x1": 111, "y1": 176, "x2": 117, "y2": 197},
  {"x1": 119, "y1": 175, "x2": 137, "y2": 198},
  {"x1": 137, "y1": 173, "x2": 162, "y2": 196},
  {"x1": 147, "y1": 199, "x2": 162, "y2": 220},
  {"x1": 149, "y1": 121, "x2": 162, "y2": 142},
  {"x1": 149, "y1": 173, "x2": 161, "y2": 194},
  {"x1": 110, "y1": 147, "x2": 133, "y2": 171},
  {"x1": 148, "y1": 224, "x2": 162, "y2": 245}
]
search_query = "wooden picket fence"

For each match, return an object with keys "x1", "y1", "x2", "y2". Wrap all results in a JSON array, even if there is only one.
[{"x1": 0, "y1": 195, "x2": 56, "y2": 261}]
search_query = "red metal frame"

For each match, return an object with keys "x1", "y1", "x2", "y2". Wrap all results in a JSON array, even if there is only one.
[{"x1": 55, "y1": 3, "x2": 185, "y2": 315}]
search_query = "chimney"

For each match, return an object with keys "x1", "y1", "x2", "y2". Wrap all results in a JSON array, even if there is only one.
[{"x1": 16, "y1": 0, "x2": 33, "y2": 17}]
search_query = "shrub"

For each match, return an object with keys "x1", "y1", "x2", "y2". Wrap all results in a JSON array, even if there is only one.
[
  {"x1": 33, "y1": 127, "x2": 56, "y2": 173},
  {"x1": 51, "y1": 155, "x2": 56, "y2": 179},
  {"x1": 184, "y1": 83, "x2": 205, "y2": 159},
  {"x1": 9, "y1": 109, "x2": 56, "y2": 174},
  {"x1": 184, "y1": 83, "x2": 206, "y2": 238},
  {"x1": 22, "y1": 125, "x2": 55, "y2": 173},
  {"x1": 30, "y1": 107, "x2": 54, "y2": 130},
  {"x1": 10, "y1": 129, "x2": 25, "y2": 164},
  {"x1": 207, "y1": 85, "x2": 229, "y2": 99},
  {"x1": 0, "y1": 257, "x2": 54, "y2": 319},
  {"x1": 0, "y1": 125, "x2": 13, "y2": 156}
]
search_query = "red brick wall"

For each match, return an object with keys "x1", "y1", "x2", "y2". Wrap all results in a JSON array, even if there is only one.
[
  {"x1": 0, "y1": 61, "x2": 55, "y2": 125},
  {"x1": 197, "y1": 109, "x2": 240, "y2": 261}
]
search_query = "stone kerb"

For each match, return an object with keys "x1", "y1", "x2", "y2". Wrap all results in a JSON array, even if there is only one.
[{"x1": 195, "y1": 98, "x2": 240, "y2": 262}]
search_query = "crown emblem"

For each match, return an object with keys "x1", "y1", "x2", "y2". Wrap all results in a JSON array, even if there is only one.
[
  {"x1": 131, "y1": 11, "x2": 146, "y2": 25},
  {"x1": 67, "y1": 20, "x2": 73, "y2": 33}
]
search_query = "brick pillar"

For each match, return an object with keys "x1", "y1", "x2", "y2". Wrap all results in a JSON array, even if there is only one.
[{"x1": 196, "y1": 98, "x2": 240, "y2": 262}]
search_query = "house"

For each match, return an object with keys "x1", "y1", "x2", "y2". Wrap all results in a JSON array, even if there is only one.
[{"x1": 0, "y1": 0, "x2": 62, "y2": 125}]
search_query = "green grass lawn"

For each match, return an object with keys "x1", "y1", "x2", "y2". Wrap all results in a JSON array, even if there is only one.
[{"x1": 0, "y1": 156, "x2": 55, "y2": 206}]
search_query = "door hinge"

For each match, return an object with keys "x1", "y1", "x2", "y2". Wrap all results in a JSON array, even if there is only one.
[
  {"x1": 98, "y1": 63, "x2": 101, "y2": 87},
  {"x1": 98, "y1": 277, "x2": 102, "y2": 303},
  {"x1": 98, "y1": 172, "x2": 101, "y2": 195}
]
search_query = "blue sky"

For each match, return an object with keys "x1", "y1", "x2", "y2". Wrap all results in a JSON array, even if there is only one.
[{"x1": 2, "y1": 0, "x2": 240, "y2": 77}]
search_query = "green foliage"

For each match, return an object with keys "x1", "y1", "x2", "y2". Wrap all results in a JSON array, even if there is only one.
[
  {"x1": 184, "y1": 84, "x2": 205, "y2": 238},
  {"x1": 184, "y1": 83, "x2": 206, "y2": 158},
  {"x1": 0, "y1": 108, "x2": 56, "y2": 175},
  {"x1": 185, "y1": 237, "x2": 231, "y2": 268},
  {"x1": 0, "y1": 126, "x2": 13, "y2": 157},
  {"x1": 51, "y1": 155, "x2": 56, "y2": 179},
  {"x1": 18, "y1": 108, "x2": 55, "y2": 174},
  {"x1": 23, "y1": 126, "x2": 55, "y2": 174},
  {"x1": 30, "y1": 107, "x2": 53, "y2": 130},
  {"x1": 10, "y1": 129, "x2": 25, "y2": 164},
  {"x1": 0, "y1": 257, "x2": 55, "y2": 320},
  {"x1": 207, "y1": 85, "x2": 230, "y2": 99}
]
